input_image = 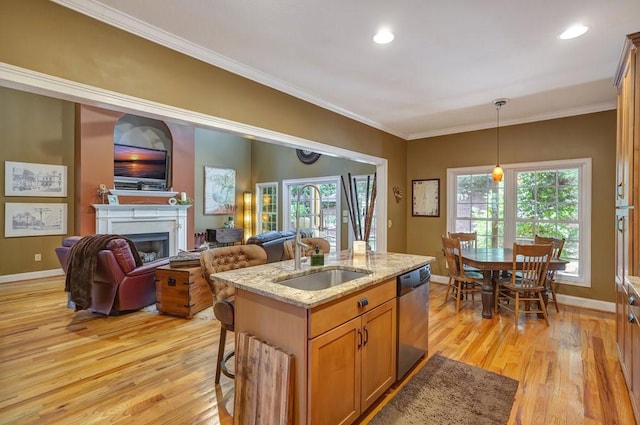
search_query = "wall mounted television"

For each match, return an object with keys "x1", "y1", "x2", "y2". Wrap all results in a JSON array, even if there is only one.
[{"x1": 113, "y1": 144, "x2": 168, "y2": 190}]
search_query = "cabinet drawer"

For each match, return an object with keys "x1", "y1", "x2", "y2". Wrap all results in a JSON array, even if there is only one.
[{"x1": 309, "y1": 279, "x2": 395, "y2": 338}]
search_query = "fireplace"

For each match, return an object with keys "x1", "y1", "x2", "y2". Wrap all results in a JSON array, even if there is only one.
[
  {"x1": 92, "y1": 204, "x2": 191, "y2": 256},
  {"x1": 126, "y1": 232, "x2": 170, "y2": 263}
]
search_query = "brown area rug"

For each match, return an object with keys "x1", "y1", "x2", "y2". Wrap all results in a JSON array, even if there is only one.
[{"x1": 369, "y1": 354, "x2": 518, "y2": 425}]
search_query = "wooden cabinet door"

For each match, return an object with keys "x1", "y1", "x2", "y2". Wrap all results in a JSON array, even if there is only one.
[
  {"x1": 631, "y1": 300, "x2": 640, "y2": 416},
  {"x1": 616, "y1": 52, "x2": 635, "y2": 207},
  {"x1": 309, "y1": 317, "x2": 361, "y2": 425},
  {"x1": 617, "y1": 281, "x2": 631, "y2": 381},
  {"x1": 360, "y1": 299, "x2": 397, "y2": 412},
  {"x1": 616, "y1": 210, "x2": 630, "y2": 288}
]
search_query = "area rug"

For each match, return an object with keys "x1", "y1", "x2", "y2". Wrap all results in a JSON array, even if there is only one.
[{"x1": 369, "y1": 354, "x2": 518, "y2": 425}]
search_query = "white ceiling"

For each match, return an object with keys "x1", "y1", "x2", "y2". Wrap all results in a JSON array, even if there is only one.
[{"x1": 55, "y1": 0, "x2": 640, "y2": 140}]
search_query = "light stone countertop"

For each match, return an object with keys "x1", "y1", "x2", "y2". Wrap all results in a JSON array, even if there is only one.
[{"x1": 211, "y1": 251, "x2": 435, "y2": 309}]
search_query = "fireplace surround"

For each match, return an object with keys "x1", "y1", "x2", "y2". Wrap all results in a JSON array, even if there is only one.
[{"x1": 92, "y1": 204, "x2": 190, "y2": 256}]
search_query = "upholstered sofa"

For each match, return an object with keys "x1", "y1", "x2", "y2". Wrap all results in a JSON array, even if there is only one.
[
  {"x1": 245, "y1": 229, "x2": 312, "y2": 263},
  {"x1": 56, "y1": 235, "x2": 169, "y2": 315}
]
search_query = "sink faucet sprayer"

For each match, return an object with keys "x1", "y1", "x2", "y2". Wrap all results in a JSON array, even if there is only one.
[{"x1": 294, "y1": 184, "x2": 324, "y2": 270}]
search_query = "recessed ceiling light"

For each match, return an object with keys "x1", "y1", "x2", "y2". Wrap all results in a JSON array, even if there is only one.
[
  {"x1": 373, "y1": 28, "x2": 394, "y2": 44},
  {"x1": 559, "y1": 24, "x2": 588, "y2": 40}
]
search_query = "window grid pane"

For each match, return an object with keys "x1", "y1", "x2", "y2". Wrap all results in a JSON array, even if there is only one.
[
  {"x1": 257, "y1": 184, "x2": 278, "y2": 233},
  {"x1": 454, "y1": 174, "x2": 504, "y2": 248},
  {"x1": 515, "y1": 168, "x2": 581, "y2": 277}
]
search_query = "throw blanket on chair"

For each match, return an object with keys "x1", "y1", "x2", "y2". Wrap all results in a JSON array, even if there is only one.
[{"x1": 64, "y1": 234, "x2": 142, "y2": 311}]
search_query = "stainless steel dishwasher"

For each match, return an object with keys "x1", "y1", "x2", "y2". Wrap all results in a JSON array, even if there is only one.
[{"x1": 396, "y1": 264, "x2": 430, "y2": 380}]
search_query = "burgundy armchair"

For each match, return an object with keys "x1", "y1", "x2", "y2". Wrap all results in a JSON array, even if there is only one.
[{"x1": 57, "y1": 236, "x2": 169, "y2": 315}]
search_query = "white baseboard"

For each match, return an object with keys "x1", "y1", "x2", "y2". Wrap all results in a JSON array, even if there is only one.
[
  {"x1": 0, "y1": 269, "x2": 64, "y2": 284},
  {"x1": 430, "y1": 274, "x2": 615, "y2": 313}
]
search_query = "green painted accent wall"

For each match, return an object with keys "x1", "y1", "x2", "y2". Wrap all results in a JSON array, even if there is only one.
[{"x1": 0, "y1": 87, "x2": 75, "y2": 275}]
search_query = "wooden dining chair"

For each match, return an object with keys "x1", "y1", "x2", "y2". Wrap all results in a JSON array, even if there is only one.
[
  {"x1": 534, "y1": 235, "x2": 565, "y2": 313},
  {"x1": 448, "y1": 231, "x2": 477, "y2": 249},
  {"x1": 441, "y1": 236, "x2": 483, "y2": 312},
  {"x1": 495, "y1": 243, "x2": 553, "y2": 327}
]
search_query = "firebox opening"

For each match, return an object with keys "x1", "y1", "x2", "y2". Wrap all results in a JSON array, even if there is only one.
[{"x1": 125, "y1": 232, "x2": 170, "y2": 263}]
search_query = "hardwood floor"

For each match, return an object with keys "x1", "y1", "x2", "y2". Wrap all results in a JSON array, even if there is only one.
[{"x1": 0, "y1": 276, "x2": 634, "y2": 424}]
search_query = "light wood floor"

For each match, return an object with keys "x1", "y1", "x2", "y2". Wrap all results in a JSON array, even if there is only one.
[{"x1": 0, "y1": 276, "x2": 634, "y2": 425}]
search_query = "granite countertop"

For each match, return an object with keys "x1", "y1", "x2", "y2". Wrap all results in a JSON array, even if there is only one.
[{"x1": 211, "y1": 251, "x2": 435, "y2": 309}]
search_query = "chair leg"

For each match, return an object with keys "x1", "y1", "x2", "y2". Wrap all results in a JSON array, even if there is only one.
[
  {"x1": 215, "y1": 327, "x2": 227, "y2": 385},
  {"x1": 538, "y1": 292, "x2": 550, "y2": 326},
  {"x1": 445, "y1": 276, "x2": 452, "y2": 302},
  {"x1": 455, "y1": 280, "x2": 461, "y2": 313},
  {"x1": 514, "y1": 291, "x2": 519, "y2": 327},
  {"x1": 548, "y1": 281, "x2": 560, "y2": 313}
]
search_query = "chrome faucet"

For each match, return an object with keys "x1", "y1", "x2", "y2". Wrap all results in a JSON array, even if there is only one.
[{"x1": 294, "y1": 184, "x2": 324, "y2": 270}]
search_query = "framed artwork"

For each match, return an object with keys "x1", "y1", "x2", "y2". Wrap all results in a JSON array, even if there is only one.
[
  {"x1": 5, "y1": 161, "x2": 67, "y2": 197},
  {"x1": 204, "y1": 166, "x2": 236, "y2": 215},
  {"x1": 412, "y1": 179, "x2": 440, "y2": 217},
  {"x1": 107, "y1": 194, "x2": 119, "y2": 205},
  {"x1": 5, "y1": 202, "x2": 67, "y2": 237}
]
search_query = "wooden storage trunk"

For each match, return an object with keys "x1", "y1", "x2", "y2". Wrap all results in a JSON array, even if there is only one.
[{"x1": 155, "y1": 265, "x2": 212, "y2": 318}]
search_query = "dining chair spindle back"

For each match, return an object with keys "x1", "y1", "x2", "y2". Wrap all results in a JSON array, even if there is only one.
[
  {"x1": 442, "y1": 235, "x2": 483, "y2": 312},
  {"x1": 495, "y1": 243, "x2": 554, "y2": 327},
  {"x1": 534, "y1": 235, "x2": 565, "y2": 312}
]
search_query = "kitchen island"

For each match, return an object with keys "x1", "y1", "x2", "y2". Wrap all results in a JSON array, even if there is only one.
[{"x1": 211, "y1": 250, "x2": 434, "y2": 425}]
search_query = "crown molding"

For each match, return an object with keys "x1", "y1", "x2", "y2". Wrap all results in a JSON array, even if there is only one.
[
  {"x1": 407, "y1": 101, "x2": 616, "y2": 140},
  {"x1": 51, "y1": 0, "x2": 406, "y2": 140}
]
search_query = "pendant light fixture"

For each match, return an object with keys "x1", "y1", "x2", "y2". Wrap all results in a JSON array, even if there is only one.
[{"x1": 492, "y1": 98, "x2": 507, "y2": 182}]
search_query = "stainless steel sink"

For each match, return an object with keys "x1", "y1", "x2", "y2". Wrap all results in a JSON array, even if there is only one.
[{"x1": 274, "y1": 268, "x2": 371, "y2": 291}]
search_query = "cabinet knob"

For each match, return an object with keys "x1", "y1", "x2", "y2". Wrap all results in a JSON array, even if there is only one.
[
  {"x1": 629, "y1": 296, "x2": 637, "y2": 306},
  {"x1": 357, "y1": 298, "x2": 369, "y2": 308},
  {"x1": 629, "y1": 314, "x2": 636, "y2": 324},
  {"x1": 357, "y1": 329, "x2": 363, "y2": 349},
  {"x1": 617, "y1": 182, "x2": 623, "y2": 198},
  {"x1": 363, "y1": 326, "x2": 369, "y2": 345}
]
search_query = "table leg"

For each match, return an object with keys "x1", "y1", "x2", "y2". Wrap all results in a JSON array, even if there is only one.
[{"x1": 481, "y1": 270, "x2": 494, "y2": 319}]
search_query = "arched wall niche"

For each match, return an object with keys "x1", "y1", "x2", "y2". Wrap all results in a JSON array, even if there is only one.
[{"x1": 114, "y1": 114, "x2": 173, "y2": 189}]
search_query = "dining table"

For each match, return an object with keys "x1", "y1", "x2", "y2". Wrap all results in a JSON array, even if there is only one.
[{"x1": 460, "y1": 247, "x2": 568, "y2": 319}]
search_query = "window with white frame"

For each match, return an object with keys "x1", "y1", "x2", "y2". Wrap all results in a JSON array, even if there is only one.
[
  {"x1": 283, "y1": 177, "x2": 340, "y2": 253},
  {"x1": 256, "y1": 182, "x2": 278, "y2": 233},
  {"x1": 447, "y1": 158, "x2": 591, "y2": 287}
]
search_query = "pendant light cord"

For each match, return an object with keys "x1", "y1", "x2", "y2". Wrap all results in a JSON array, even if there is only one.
[
  {"x1": 496, "y1": 103, "x2": 500, "y2": 165},
  {"x1": 493, "y1": 99, "x2": 507, "y2": 165}
]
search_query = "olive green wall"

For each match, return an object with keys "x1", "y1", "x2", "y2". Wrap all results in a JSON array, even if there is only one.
[
  {"x1": 0, "y1": 0, "x2": 408, "y2": 253},
  {"x1": 0, "y1": 86, "x2": 75, "y2": 275},
  {"x1": 406, "y1": 111, "x2": 616, "y2": 302},
  {"x1": 251, "y1": 142, "x2": 376, "y2": 248},
  {"x1": 193, "y1": 129, "x2": 252, "y2": 233}
]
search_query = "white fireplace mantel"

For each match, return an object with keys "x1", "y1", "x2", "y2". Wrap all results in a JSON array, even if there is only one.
[{"x1": 92, "y1": 204, "x2": 191, "y2": 255}]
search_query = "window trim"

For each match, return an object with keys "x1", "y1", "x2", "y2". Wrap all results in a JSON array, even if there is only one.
[
  {"x1": 255, "y1": 181, "x2": 278, "y2": 234},
  {"x1": 282, "y1": 176, "x2": 342, "y2": 253},
  {"x1": 447, "y1": 158, "x2": 592, "y2": 287}
]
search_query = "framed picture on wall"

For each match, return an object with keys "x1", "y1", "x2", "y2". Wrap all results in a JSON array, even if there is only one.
[
  {"x1": 4, "y1": 202, "x2": 67, "y2": 237},
  {"x1": 412, "y1": 179, "x2": 439, "y2": 217},
  {"x1": 5, "y1": 161, "x2": 67, "y2": 197},
  {"x1": 204, "y1": 166, "x2": 236, "y2": 215}
]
